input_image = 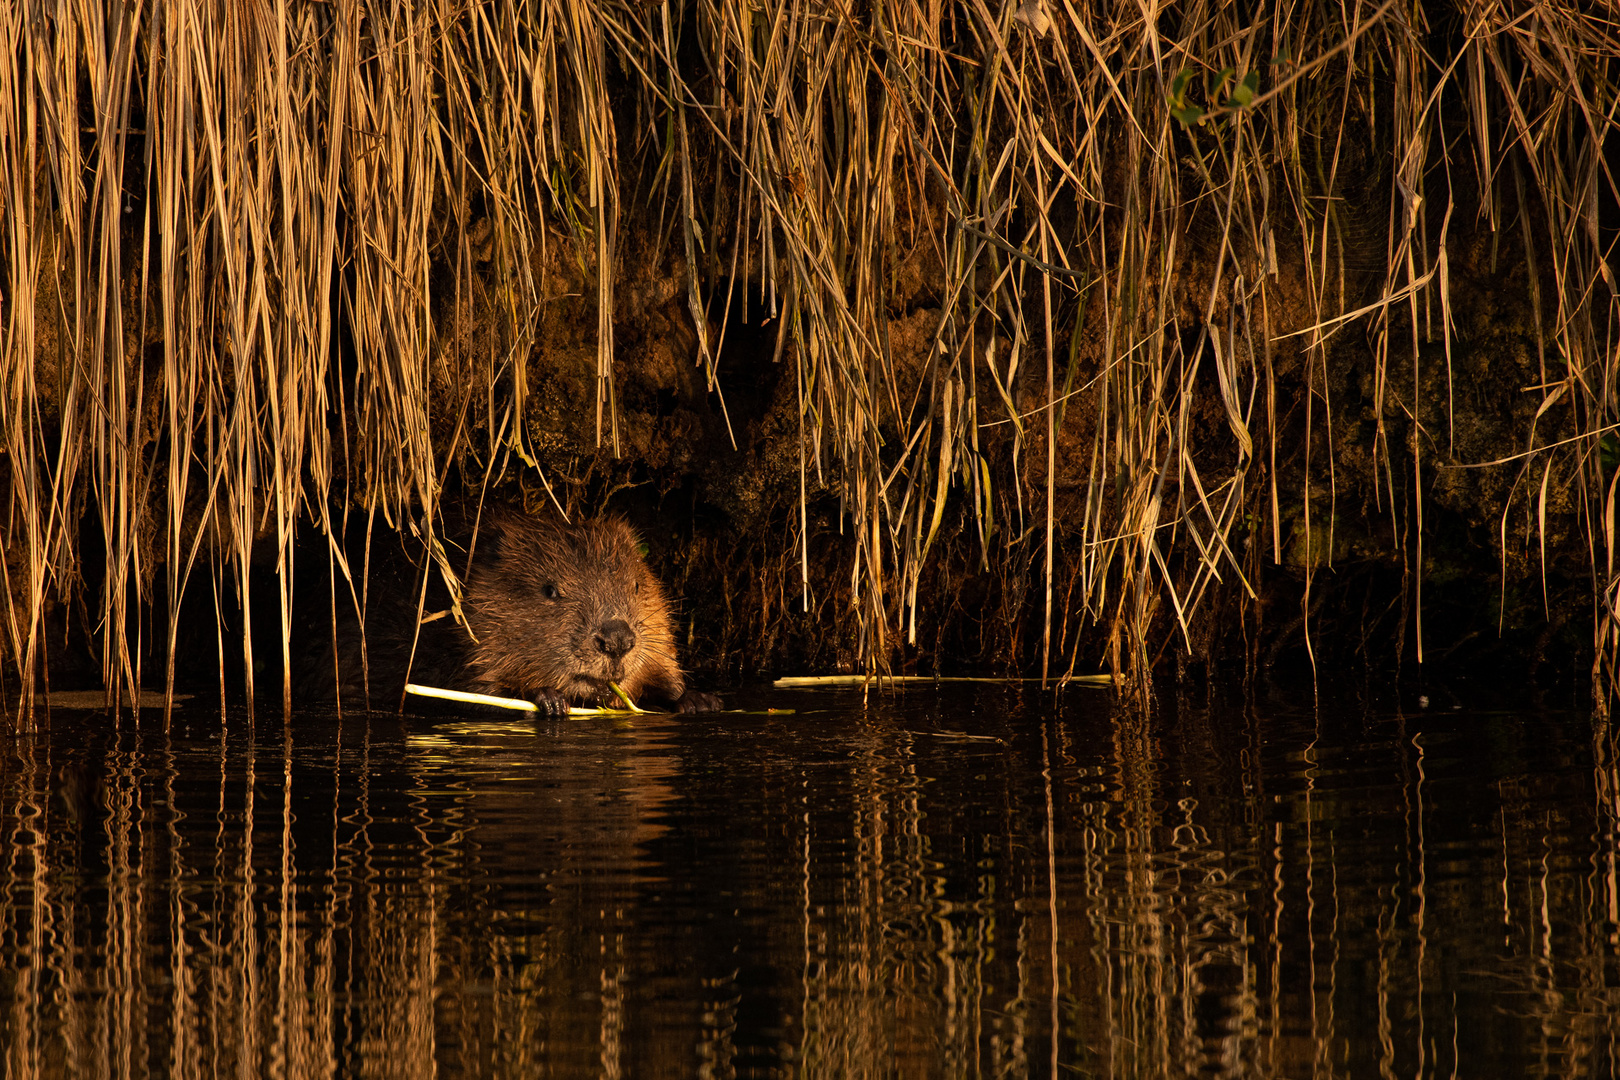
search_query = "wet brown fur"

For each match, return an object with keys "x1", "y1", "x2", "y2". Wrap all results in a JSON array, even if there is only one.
[
  {"x1": 297, "y1": 514, "x2": 716, "y2": 713},
  {"x1": 461, "y1": 515, "x2": 687, "y2": 709}
]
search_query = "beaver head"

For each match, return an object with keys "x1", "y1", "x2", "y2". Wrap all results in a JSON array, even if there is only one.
[{"x1": 461, "y1": 516, "x2": 687, "y2": 711}]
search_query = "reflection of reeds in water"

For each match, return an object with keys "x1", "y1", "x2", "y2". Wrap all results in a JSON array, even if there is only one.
[
  {"x1": 0, "y1": 707, "x2": 1614, "y2": 1076},
  {"x1": 784, "y1": 707, "x2": 1620, "y2": 1077}
]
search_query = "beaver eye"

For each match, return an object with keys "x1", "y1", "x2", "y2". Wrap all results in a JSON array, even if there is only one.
[{"x1": 539, "y1": 582, "x2": 560, "y2": 600}]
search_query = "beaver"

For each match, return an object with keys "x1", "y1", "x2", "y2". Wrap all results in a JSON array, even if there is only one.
[
  {"x1": 458, "y1": 515, "x2": 719, "y2": 714},
  {"x1": 298, "y1": 515, "x2": 720, "y2": 715}
]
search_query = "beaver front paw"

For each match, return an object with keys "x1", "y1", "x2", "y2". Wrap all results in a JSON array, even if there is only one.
[
  {"x1": 674, "y1": 689, "x2": 723, "y2": 713},
  {"x1": 530, "y1": 688, "x2": 575, "y2": 717}
]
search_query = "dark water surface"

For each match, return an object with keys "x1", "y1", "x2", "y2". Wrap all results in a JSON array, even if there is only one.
[{"x1": 1, "y1": 686, "x2": 1616, "y2": 1078}]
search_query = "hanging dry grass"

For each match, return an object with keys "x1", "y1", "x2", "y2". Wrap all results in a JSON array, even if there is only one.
[{"x1": 1, "y1": 0, "x2": 1615, "y2": 721}]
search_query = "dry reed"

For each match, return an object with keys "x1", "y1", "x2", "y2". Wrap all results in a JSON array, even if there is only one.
[{"x1": 1, "y1": 0, "x2": 1614, "y2": 718}]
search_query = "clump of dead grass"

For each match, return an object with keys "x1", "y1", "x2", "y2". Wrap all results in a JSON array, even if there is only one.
[{"x1": 1, "y1": 0, "x2": 1614, "y2": 720}]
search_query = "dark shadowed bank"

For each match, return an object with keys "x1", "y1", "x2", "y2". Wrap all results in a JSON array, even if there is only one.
[{"x1": 0, "y1": 0, "x2": 1613, "y2": 719}]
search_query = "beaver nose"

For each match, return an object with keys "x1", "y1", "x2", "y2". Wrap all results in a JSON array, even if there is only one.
[{"x1": 593, "y1": 619, "x2": 636, "y2": 660}]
